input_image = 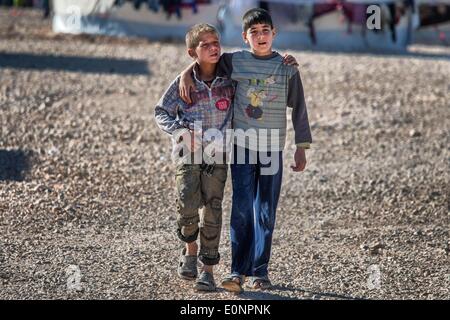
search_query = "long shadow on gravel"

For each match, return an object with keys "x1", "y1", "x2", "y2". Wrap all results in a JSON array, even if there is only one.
[
  {"x1": 0, "y1": 149, "x2": 33, "y2": 181},
  {"x1": 229, "y1": 284, "x2": 368, "y2": 300},
  {"x1": 271, "y1": 284, "x2": 368, "y2": 300},
  {"x1": 0, "y1": 52, "x2": 150, "y2": 75}
]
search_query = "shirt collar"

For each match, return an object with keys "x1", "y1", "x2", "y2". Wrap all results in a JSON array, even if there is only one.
[
  {"x1": 249, "y1": 50, "x2": 279, "y2": 60},
  {"x1": 192, "y1": 63, "x2": 225, "y2": 85}
]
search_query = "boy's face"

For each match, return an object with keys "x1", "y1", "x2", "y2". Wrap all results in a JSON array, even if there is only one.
[
  {"x1": 188, "y1": 32, "x2": 221, "y2": 64},
  {"x1": 242, "y1": 23, "x2": 275, "y2": 56}
]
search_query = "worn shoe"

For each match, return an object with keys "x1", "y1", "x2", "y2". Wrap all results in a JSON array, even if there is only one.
[
  {"x1": 177, "y1": 248, "x2": 198, "y2": 280},
  {"x1": 194, "y1": 271, "x2": 216, "y2": 292},
  {"x1": 247, "y1": 276, "x2": 272, "y2": 290},
  {"x1": 221, "y1": 274, "x2": 245, "y2": 293}
]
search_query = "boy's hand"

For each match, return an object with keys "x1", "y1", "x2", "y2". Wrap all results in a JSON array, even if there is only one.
[
  {"x1": 282, "y1": 53, "x2": 299, "y2": 67},
  {"x1": 181, "y1": 129, "x2": 201, "y2": 153},
  {"x1": 291, "y1": 147, "x2": 307, "y2": 172},
  {"x1": 179, "y1": 72, "x2": 195, "y2": 105}
]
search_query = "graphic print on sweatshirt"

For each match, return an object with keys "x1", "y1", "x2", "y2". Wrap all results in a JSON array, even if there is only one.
[{"x1": 244, "y1": 75, "x2": 278, "y2": 120}]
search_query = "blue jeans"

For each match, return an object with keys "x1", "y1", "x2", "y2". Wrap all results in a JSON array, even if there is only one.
[{"x1": 230, "y1": 145, "x2": 283, "y2": 277}]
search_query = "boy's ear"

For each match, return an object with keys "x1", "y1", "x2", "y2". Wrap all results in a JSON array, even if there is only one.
[
  {"x1": 187, "y1": 48, "x2": 197, "y2": 59},
  {"x1": 242, "y1": 31, "x2": 248, "y2": 44},
  {"x1": 272, "y1": 27, "x2": 276, "y2": 38}
]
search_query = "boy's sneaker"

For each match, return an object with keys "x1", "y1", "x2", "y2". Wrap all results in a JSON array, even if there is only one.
[
  {"x1": 194, "y1": 271, "x2": 216, "y2": 292},
  {"x1": 177, "y1": 248, "x2": 198, "y2": 280}
]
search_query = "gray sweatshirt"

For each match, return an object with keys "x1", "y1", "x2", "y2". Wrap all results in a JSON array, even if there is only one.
[{"x1": 218, "y1": 50, "x2": 312, "y2": 151}]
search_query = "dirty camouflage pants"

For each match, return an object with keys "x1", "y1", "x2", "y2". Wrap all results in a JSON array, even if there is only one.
[{"x1": 175, "y1": 163, "x2": 227, "y2": 265}]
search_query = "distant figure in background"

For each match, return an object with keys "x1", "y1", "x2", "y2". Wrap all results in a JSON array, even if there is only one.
[
  {"x1": 42, "y1": 0, "x2": 50, "y2": 18},
  {"x1": 0, "y1": 0, "x2": 14, "y2": 7},
  {"x1": 259, "y1": 1, "x2": 269, "y2": 11}
]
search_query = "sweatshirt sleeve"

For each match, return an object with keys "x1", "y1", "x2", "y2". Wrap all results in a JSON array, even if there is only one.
[
  {"x1": 217, "y1": 52, "x2": 233, "y2": 78},
  {"x1": 287, "y1": 70, "x2": 312, "y2": 149},
  {"x1": 154, "y1": 77, "x2": 185, "y2": 135}
]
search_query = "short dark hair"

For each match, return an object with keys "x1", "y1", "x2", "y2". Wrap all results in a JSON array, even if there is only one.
[{"x1": 242, "y1": 8, "x2": 273, "y2": 33}]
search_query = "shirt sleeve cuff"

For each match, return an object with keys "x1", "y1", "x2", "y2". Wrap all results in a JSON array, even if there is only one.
[{"x1": 296, "y1": 142, "x2": 311, "y2": 149}]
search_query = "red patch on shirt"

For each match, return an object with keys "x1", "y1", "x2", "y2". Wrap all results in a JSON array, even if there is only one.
[{"x1": 215, "y1": 98, "x2": 230, "y2": 111}]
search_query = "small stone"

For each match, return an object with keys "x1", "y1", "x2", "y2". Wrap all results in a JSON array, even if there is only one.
[
  {"x1": 369, "y1": 243, "x2": 385, "y2": 255},
  {"x1": 311, "y1": 253, "x2": 320, "y2": 260},
  {"x1": 409, "y1": 129, "x2": 421, "y2": 137}
]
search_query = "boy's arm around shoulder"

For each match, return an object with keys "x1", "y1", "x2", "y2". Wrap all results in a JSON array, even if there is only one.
[
  {"x1": 179, "y1": 53, "x2": 234, "y2": 104},
  {"x1": 217, "y1": 52, "x2": 233, "y2": 78},
  {"x1": 287, "y1": 69, "x2": 312, "y2": 149},
  {"x1": 179, "y1": 61, "x2": 196, "y2": 104}
]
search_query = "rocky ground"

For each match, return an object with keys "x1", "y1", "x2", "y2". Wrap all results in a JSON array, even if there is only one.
[{"x1": 0, "y1": 8, "x2": 449, "y2": 300}]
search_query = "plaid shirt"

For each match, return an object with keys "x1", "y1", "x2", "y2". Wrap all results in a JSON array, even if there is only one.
[{"x1": 154, "y1": 65, "x2": 235, "y2": 161}]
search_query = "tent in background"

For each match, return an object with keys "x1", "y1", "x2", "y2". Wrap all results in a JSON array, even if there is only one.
[
  {"x1": 50, "y1": 0, "x2": 449, "y2": 50},
  {"x1": 52, "y1": 0, "x2": 222, "y2": 40}
]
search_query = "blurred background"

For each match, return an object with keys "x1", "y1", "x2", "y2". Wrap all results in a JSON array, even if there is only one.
[
  {"x1": 0, "y1": 0, "x2": 448, "y2": 300},
  {"x1": 2, "y1": 0, "x2": 450, "y2": 48}
]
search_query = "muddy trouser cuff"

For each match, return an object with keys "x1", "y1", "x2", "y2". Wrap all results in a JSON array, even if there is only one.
[
  {"x1": 177, "y1": 228, "x2": 199, "y2": 243},
  {"x1": 199, "y1": 252, "x2": 220, "y2": 266}
]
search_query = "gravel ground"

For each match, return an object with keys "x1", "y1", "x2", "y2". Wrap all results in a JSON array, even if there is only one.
[{"x1": 0, "y1": 8, "x2": 449, "y2": 300}]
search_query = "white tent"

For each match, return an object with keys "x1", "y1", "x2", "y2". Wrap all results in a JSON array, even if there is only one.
[{"x1": 52, "y1": 0, "x2": 223, "y2": 39}]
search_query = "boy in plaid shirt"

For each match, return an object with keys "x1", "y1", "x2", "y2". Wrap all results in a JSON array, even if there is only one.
[{"x1": 154, "y1": 24, "x2": 235, "y2": 292}]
